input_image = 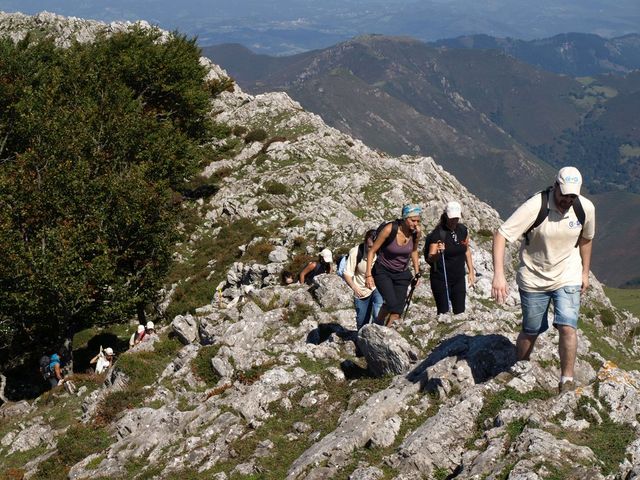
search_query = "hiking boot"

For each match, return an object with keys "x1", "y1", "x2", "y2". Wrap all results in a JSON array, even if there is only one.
[{"x1": 558, "y1": 380, "x2": 576, "y2": 394}]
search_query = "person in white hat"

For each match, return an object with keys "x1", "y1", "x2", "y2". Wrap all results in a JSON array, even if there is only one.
[
  {"x1": 129, "y1": 324, "x2": 147, "y2": 348},
  {"x1": 491, "y1": 166, "x2": 595, "y2": 394},
  {"x1": 299, "y1": 248, "x2": 333, "y2": 285},
  {"x1": 90, "y1": 346, "x2": 115, "y2": 374},
  {"x1": 424, "y1": 201, "x2": 475, "y2": 315}
]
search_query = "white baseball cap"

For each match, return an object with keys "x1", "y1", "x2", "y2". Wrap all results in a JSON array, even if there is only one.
[
  {"x1": 556, "y1": 167, "x2": 582, "y2": 196},
  {"x1": 319, "y1": 248, "x2": 333, "y2": 263},
  {"x1": 445, "y1": 201, "x2": 462, "y2": 219},
  {"x1": 104, "y1": 347, "x2": 114, "y2": 356},
  {"x1": 146, "y1": 321, "x2": 155, "y2": 330}
]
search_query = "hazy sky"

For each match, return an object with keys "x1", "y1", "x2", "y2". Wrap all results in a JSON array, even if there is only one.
[{"x1": 1, "y1": 0, "x2": 638, "y2": 53}]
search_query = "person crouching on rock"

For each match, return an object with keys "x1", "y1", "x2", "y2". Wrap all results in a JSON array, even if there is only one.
[
  {"x1": 299, "y1": 248, "x2": 333, "y2": 285},
  {"x1": 129, "y1": 324, "x2": 146, "y2": 348},
  {"x1": 365, "y1": 204, "x2": 422, "y2": 327},
  {"x1": 343, "y1": 229, "x2": 383, "y2": 330}
]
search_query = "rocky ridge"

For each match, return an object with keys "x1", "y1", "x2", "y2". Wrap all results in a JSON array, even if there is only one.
[{"x1": 1, "y1": 12, "x2": 640, "y2": 480}]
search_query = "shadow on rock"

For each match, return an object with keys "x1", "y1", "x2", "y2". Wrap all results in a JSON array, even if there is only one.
[
  {"x1": 306, "y1": 323, "x2": 357, "y2": 345},
  {"x1": 407, "y1": 333, "x2": 517, "y2": 391}
]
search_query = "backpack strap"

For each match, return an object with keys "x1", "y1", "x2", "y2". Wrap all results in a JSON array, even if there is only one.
[
  {"x1": 523, "y1": 186, "x2": 552, "y2": 245},
  {"x1": 381, "y1": 220, "x2": 400, "y2": 249},
  {"x1": 572, "y1": 197, "x2": 586, "y2": 248}
]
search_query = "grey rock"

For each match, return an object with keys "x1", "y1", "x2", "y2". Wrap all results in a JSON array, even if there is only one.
[
  {"x1": 268, "y1": 245, "x2": 289, "y2": 263},
  {"x1": 172, "y1": 313, "x2": 199, "y2": 344},
  {"x1": 7, "y1": 421, "x2": 55, "y2": 454},
  {"x1": 357, "y1": 324, "x2": 419, "y2": 376},
  {"x1": 349, "y1": 466, "x2": 384, "y2": 480},
  {"x1": 313, "y1": 274, "x2": 354, "y2": 309}
]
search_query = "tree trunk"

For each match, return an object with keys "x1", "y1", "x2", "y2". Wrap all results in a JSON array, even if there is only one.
[
  {"x1": 137, "y1": 302, "x2": 146, "y2": 324},
  {"x1": 0, "y1": 372, "x2": 8, "y2": 404}
]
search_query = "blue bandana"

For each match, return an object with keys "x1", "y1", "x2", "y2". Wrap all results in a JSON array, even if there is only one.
[{"x1": 402, "y1": 204, "x2": 422, "y2": 219}]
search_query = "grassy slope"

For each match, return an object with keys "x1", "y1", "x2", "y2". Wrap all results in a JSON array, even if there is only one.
[
  {"x1": 604, "y1": 287, "x2": 640, "y2": 317},
  {"x1": 589, "y1": 191, "x2": 640, "y2": 288}
]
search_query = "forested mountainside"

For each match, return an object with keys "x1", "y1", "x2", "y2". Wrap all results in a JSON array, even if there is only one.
[{"x1": 2, "y1": 12, "x2": 640, "y2": 480}]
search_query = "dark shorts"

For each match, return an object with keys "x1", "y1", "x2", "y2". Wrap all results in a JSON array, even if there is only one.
[{"x1": 372, "y1": 263, "x2": 413, "y2": 314}]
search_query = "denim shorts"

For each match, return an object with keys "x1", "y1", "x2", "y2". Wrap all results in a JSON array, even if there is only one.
[{"x1": 519, "y1": 285, "x2": 581, "y2": 335}]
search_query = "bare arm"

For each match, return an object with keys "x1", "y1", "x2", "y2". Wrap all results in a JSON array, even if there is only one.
[
  {"x1": 365, "y1": 224, "x2": 392, "y2": 289},
  {"x1": 299, "y1": 262, "x2": 316, "y2": 284},
  {"x1": 465, "y1": 238, "x2": 475, "y2": 286},
  {"x1": 491, "y1": 230, "x2": 509, "y2": 303},
  {"x1": 578, "y1": 237, "x2": 593, "y2": 294},
  {"x1": 411, "y1": 225, "x2": 421, "y2": 275}
]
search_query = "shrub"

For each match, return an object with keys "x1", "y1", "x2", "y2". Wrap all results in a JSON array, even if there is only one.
[
  {"x1": 600, "y1": 308, "x2": 616, "y2": 327},
  {"x1": 245, "y1": 240, "x2": 275, "y2": 263},
  {"x1": 34, "y1": 424, "x2": 111, "y2": 479},
  {"x1": 191, "y1": 345, "x2": 222, "y2": 387},
  {"x1": 263, "y1": 181, "x2": 291, "y2": 195},
  {"x1": 285, "y1": 304, "x2": 314, "y2": 326},
  {"x1": 245, "y1": 128, "x2": 268, "y2": 143},
  {"x1": 257, "y1": 199, "x2": 274, "y2": 212},
  {"x1": 232, "y1": 125, "x2": 248, "y2": 136}
]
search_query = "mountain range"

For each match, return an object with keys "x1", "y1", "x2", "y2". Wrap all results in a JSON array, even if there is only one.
[
  {"x1": 3, "y1": 12, "x2": 640, "y2": 480},
  {"x1": 203, "y1": 34, "x2": 640, "y2": 288},
  {"x1": 2, "y1": 1, "x2": 640, "y2": 55}
]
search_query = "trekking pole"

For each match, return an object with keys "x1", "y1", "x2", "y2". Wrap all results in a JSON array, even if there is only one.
[
  {"x1": 441, "y1": 252, "x2": 452, "y2": 313},
  {"x1": 403, "y1": 272, "x2": 421, "y2": 320}
]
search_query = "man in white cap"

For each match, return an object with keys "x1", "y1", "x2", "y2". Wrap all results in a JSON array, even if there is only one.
[{"x1": 491, "y1": 166, "x2": 595, "y2": 394}]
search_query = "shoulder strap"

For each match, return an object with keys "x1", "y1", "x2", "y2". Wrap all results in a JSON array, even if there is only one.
[
  {"x1": 523, "y1": 187, "x2": 552, "y2": 245},
  {"x1": 457, "y1": 224, "x2": 468, "y2": 240},
  {"x1": 381, "y1": 220, "x2": 400, "y2": 249},
  {"x1": 572, "y1": 197, "x2": 586, "y2": 248}
]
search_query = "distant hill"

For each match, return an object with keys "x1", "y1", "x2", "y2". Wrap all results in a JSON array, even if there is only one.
[
  {"x1": 204, "y1": 35, "x2": 640, "y2": 287},
  {"x1": 432, "y1": 32, "x2": 640, "y2": 76},
  {"x1": 204, "y1": 37, "x2": 566, "y2": 215}
]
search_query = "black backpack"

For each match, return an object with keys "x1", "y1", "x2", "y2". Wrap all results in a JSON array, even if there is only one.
[
  {"x1": 376, "y1": 219, "x2": 417, "y2": 250},
  {"x1": 39, "y1": 355, "x2": 52, "y2": 379},
  {"x1": 523, "y1": 186, "x2": 585, "y2": 247}
]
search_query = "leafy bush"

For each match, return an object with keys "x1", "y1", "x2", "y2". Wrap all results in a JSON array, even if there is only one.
[
  {"x1": 285, "y1": 304, "x2": 314, "y2": 326},
  {"x1": 0, "y1": 29, "x2": 216, "y2": 367},
  {"x1": 245, "y1": 128, "x2": 268, "y2": 143},
  {"x1": 245, "y1": 241, "x2": 275, "y2": 264},
  {"x1": 257, "y1": 199, "x2": 274, "y2": 212},
  {"x1": 34, "y1": 424, "x2": 111, "y2": 480},
  {"x1": 232, "y1": 125, "x2": 248, "y2": 136},
  {"x1": 191, "y1": 345, "x2": 222, "y2": 387},
  {"x1": 263, "y1": 181, "x2": 291, "y2": 195}
]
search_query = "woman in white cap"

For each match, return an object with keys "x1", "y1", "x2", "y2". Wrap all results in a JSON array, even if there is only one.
[
  {"x1": 129, "y1": 324, "x2": 146, "y2": 348},
  {"x1": 425, "y1": 201, "x2": 475, "y2": 314},
  {"x1": 299, "y1": 248, "x2": 333, "y2": 285}
]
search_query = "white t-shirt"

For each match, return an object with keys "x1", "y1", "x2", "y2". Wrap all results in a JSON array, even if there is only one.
[
  {"x1": 344, "y1": 244, "x2": 377, "y2": 298},
  {"x1": 498, "y1": 187, "x2": 595, "y2": 292}
]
